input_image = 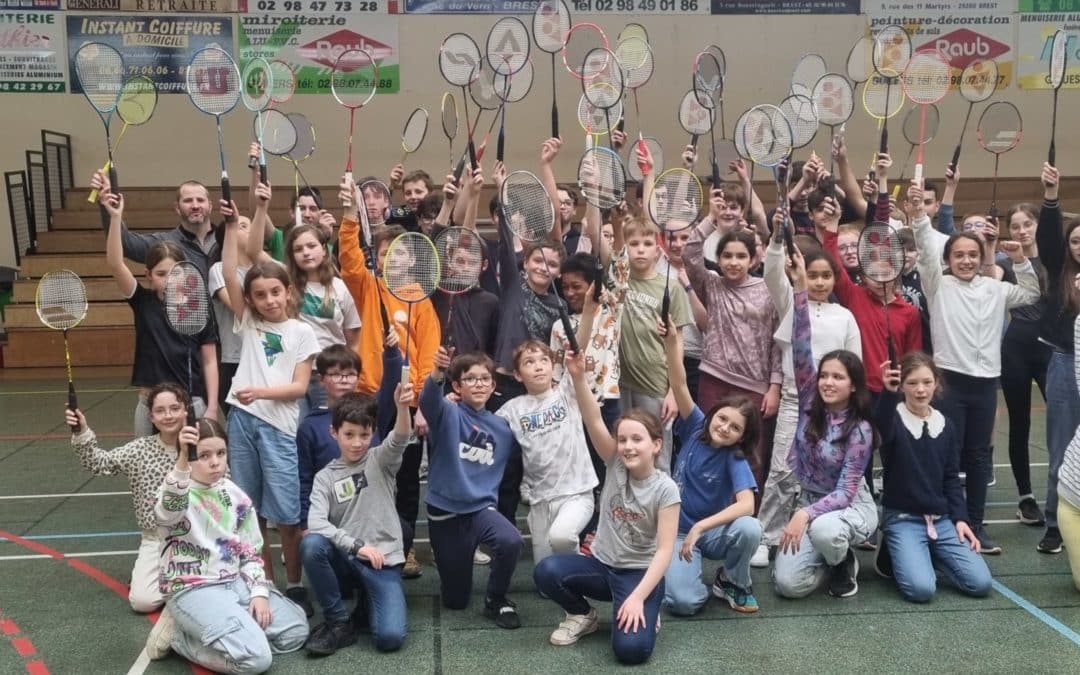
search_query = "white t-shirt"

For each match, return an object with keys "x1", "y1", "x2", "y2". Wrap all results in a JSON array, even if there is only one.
[
  {"x1": 296, "y1": 277, "x2": 361, "y2": 350},
  {"x1": 208, "y1": 262, "x2": 249, "y2": 363},
  {"x1": 228, "y1": 308, "x2": 320, "y2": 435},
  {"x1": 496, "y1": 378, "x2": 598, "y2": 504}
]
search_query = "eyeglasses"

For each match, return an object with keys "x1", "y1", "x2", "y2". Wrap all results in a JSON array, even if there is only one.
[
  {"x1": 838, "y1": 244, "x2": 858, "y2": 252},
  {"x1": 964, "y1": 221, "x2": 989, "y2": 231},
  {"x1": 460, "y1": 375, "x2": 493, "y2": 386},
  {"x1": 323, "y1": 372, "x2": 359, "y2": 383},
  {"x1": 559, "y1": 199, "x2": 574, "y2": 206}
]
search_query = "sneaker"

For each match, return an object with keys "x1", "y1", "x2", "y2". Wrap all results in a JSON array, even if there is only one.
[
  {"x1": 145, "y1": 606, "x2": 176, "y2": 660},
  {"x1": 579, "y1": 532, "x2": 595, "y2": 557},
  {"x1": 987, "y1": 472, "x2": 997, "y2": 487},
  {"x1": 484, "y1": 596, "x2": 521, "y2": 630},
  {"x1": 286, "y1": 585, "x2": 314, "y2": 618},
  {"x1": 827, "y1": 549, "x2": 859, "y2": 598},
  {"x1": 1017, "y1": 497, "x2": 1046, "y2": 526},
  {"x1": 549, "y1": 609, "x2": 598, "y2": 646},
  {"x1": 305, "y1": 620, "x2": 358, "y2": 656},
  {"x1": 711, "y1": 570, "x2": 758, "y2": 614},
  {"x1": 959, "y1": 472, "x2": 966, "y2": 487},
  {"x1": 857, "y1": 530, "x2": 878, "y2": 551},
  {"x1": 873, "y1": 539, "x2": 894, "y2": 579},
  {"x1": 1038, "y1": 527, "x2": 1064, "y2": 554},
  {"x1": 749, "y1": 544, "x2": 770, "y2": 569},
  {"x1": 402, "y1": 548, "x2": 422, "y2": 579},
  {"x1": 976, "y1": 527, "x2": 1002, "y2": 555},
  {"x1": 474, "y1": 548, "x2": 492, "y2": 565}
]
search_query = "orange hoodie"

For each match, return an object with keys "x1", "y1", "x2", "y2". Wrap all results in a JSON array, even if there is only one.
[{"x1": 338, "y1": 216, "x2": 440, "y2": 397}]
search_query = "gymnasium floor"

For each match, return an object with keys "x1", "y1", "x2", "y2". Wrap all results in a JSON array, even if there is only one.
[{"x1": 2, "y1": 368, "x2": 1080, "y2": 674}]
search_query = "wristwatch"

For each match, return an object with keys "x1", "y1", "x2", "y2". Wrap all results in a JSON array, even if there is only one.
[{"x1": 350, "y1": 540, "x2": 365, "y2": 557}]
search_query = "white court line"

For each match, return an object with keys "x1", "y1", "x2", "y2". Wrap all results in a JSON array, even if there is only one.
[
  {"x1": 0, "y1": 491, "x2": 130, "y2": 500},
  {"x1": 125, "y1": 649, "x2": 151, "y2": 675}
]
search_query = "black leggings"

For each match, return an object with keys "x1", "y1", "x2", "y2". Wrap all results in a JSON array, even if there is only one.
[{"x1": 1000, "y1": 321, "x2": 1049, "y2": 496}]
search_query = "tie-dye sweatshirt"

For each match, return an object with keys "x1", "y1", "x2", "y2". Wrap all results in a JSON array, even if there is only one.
[
  {"x1": 154, "y1": 469, "x2": 268, "y2": 599},
  {"x1": 787, "y1": 290, "x2": 874, "y2": 521}
]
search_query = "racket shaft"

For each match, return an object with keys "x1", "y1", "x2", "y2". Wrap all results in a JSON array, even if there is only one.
[
  {"x1": 1050, "y1": 90, "x2": 1059, "y2": 166},
  {"x1": 186, "y1": 407, "x2": 198, "y2": 461},
  {"x1": 551, "y1": 54, "x2": 559, "y2": 138},
  {"x1": 65, "y1": 333, "x2": 80, "y2": 432},
  {"x1": 690, "y1": 134, "x2": 699, "y2": 149}
]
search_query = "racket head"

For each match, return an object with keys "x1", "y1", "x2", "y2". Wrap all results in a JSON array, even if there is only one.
[
  {"x1": 733, "y1": 109, "x2": 752, "y2": 161},
  {"x1": 705, "y1": 44, "x2": 728, "y2": 83},
  {"x1": 383, "y1": 232, "x2": 441, "y2": 303},
  {"x1": 533, "y1": 0, "x2": 571, "y2": 55},
  {"x1": 467, "y1": 58, "x2": 502, "y2": 111},
  {"x1": 186, "y1": 47, "x2": 241, "y2": 116},
  {"x1": 693, "y1": 50, "x2": 723, "y2": 110},
  {"x1": 493, "y1": 57, "x2": 535, "y2": 103},
  {"x1": 779, "y1": 93, "x2": 819, "y2": 149},
  {"x1": 627, "y1": 137, "x2": 663, "y2": 181},
  {"x1": 74, "y1": 42, "x2": 124, "y2": 114},
  {"x1": 1051, "y1": 29, "x2": 1068, "y2": 90},
  {"x1": 435, "y1": 226, "x2": 485, "y2": 294},
  {"x1": 872, "y1": 25, "x2": 912, "y2": 78},
  {"x1": 268, "y1": 60, "x2": 296, "y2": 104},
  {"x1": 331, "y1": 48, "x2": 378, "y2": 109},
  {"x1": 862, "y1": 73, "x2": 905, "y2": 121},
  {"x1": 582, "y1": 48, "x2": 624, "y2": 108},
  {"x1": 977, "y1": 101, "x2": 1023, "y2": 156},
  {"x1": 116, "y1": 76, "x2": 158, "y2": 126},
  {"x1": 487, "y1": 16, "x2": 531, "y2": 76},
  {"x1": 284, "y1": 112, "x2": 315, "y2": 162},
  {"x1": 359, "y1": 179, "x2": 392, "y2": 226},
  {"x1": 35, "y1": 270, "x2": 88, "y2": 330},
  {"x1": 902, "y1": 102, "x2": 940, "y2": 145},
  {"x1": 857, "y1": 222, "x2": 905, "y2": 285},
  {"x1": 261, "y1": 109, "x2": 297, "y2": 156},
  {"x1": 441, "y1": 92, "x2": 459, "y2": 141},
  {"x1": 615, "y1": 36, "x2": 653, "y2": 91},
  {"x1": 500, "y1": 170, "x2": 556, "y2": 243},
  {"x1": 812, "y1": 73, "x2": 854, "y2": 127},
  {"x1": 165, "y1": 262, "x2": 210, "y2": 336},
  {"x1": 619, "y1": 23, "x2": 648, "y2": 44},
  {"x1": 402, "y1": 107, "x2": 429, "y2": 154},
  {"x1": 577, "y1": 91, "x2": 621, "y2": 136},
  {"x1": 742, "y1": 104, "x2": 793, "y2": 168},
  {"x1": 439, "y1": 32, "x2": 482, "y2": 88},
  {"x1": 563, "y1": 22, "x2": 609, "y2": 80},
  {"x1": 846, "y1": 34, "x2": 875, "y2": 85},
  {"x1": 791, "y1": 53, "x2": 827, "y2": 98},
  {"x1": 678, "y1": 89, "x2": 713, "y2": 136},
  {"x1": 240, "y1": 57, "x2": 273, "y2": 112},
  {"x1": 901, "y1": 50, "x2": 951, "y2": 105},
  {"x1": 959, "y1": 58, "x2": 999, "y2": 103},
  {"x1": 647, "y1": 168, "x2": 703, "y2": 231},
  {"x1": 577, "y1": 145, "x2": 627, "y2": 209}
]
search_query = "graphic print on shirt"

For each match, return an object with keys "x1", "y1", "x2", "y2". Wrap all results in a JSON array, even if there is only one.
[
  {"x1": 516, "y1": 399, "x2": 568, "y2": 435},
  {"x1": 163, "y1": 539, "x2": 211, "y2": 577},
  {"x1": 608, "y1": 490, "x2": 647, "y2": 546},
  {"x1": 300, "y1": 290, "x2": 336, "y2": 319},
  {"x1": 460, "y1": 425, "x2": 496, "y2": 466},
  {"x1": 333, "y1": 472, "x2": 369, "y2": 504},
  {"x1": 260, "y1": 329, "x2": 284, "y2": 366}
]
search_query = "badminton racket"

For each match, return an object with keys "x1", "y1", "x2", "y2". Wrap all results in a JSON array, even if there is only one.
[
  {"x1": 487, "y1": 16, "x2": 531, "y2": 162},
  {"x1": 578, "y1": 144, "x2": 626, "y2": 210},
  {"x1": 846, "y1": 34, "x2": 875, "y2": 95},
  {"x1": 678, "y1": 89, "x2": 713, "y2": 152},
  {"x1": 434, "y1": 226, "x2": 485, "y2": 349},
  {"x1": 440, "y1": 33, "x2": 482, "y2": 171},
  {"x1": 563, "y1": 22, "x2": 608, "y2": 80},
  {"x1": 812, "y1": 73, "x2": 855, "y2": 173},
  {"x1": 614, "y1": 36, "x2": 654, "y2": 178},
  {"x1": 790, "y1": 53, "x2": 827, "y2": 99},
  {"x1": 871, "y1": 25, "x2": 913, "y2": 157},
  {"x1": 384, "y1": 232, "x2": 441, "y2": 383},
  {"x1": 950, "y1": 58, "x2": 998, "y2": 172},
  {"x1": 857, "y1": 222, "x2": 905, "y2": 366},
  {"x1": 186, "y1": 47, "x2": 241, "y2": 207},
  {"x1": 704, "y1": 44, "x2": 728, "y2": 135},
  {"x1": 620, "y1": 23, "x2": 648, "y2": 43},
  {"x1": 900, "y1": 49, "x2": 950, "y2": 186},
  {"x1": 332, "y1": 48, "x2": 377, "y2": 185},
  {"x1": 576, "y1": 89, "x2": 622, "y2": 145},
  {"x1": 628, "y1": 137, "x2": 663, "y2": 183},
  {"x1": 400, "y1": 107, "x2": 429, "y2": 168},
  {"x1": 87, "y1": 75, "x2": 156, "y2": 203},
  {"x1": 977, "y1": 101, "x2": 1023, "y2": 220},
  {"x1": 36, "y1": 270, "x2": 88, "y2": 432},
  {"x1": 897, "y1": 103, "x2": 940, "y2": 183},
  {"x1": 75, "y1": 42, "x2": 124, "y2": 195},
  {"x1": 164, "y1": 261, "x2": 209, "y2": 460},
  {"x1": 742, "y1": 104, "x2": 794, "y2": 169},
  {"x1": 242, "y1": 57, "x2": 273, "y2": 183},
  {"x1": 692, "y1": 50, "x2": 724, "y2": 186},
  {"x1": 582, "y1": 47, "x2": 624, "y2": 153},
  {"x1": 467, "y1": 57, "x2": 503, "y2": 163},
  {"x1": 284, "y1": 112, "x2": 316, "y2": 227},
  {"x1": 1048, "y1": 29, "x2": 1067, "y2": 167},
  {"x1": 260, "y1": 108, "x2": 297, "y2": 162},
  {"x1": 268, "y1": 59, "x2": 296, "y2": 105},
  {"x1": 501, "y1": 169, "x2": 578, "y2": 352},
  {"x1": 533, "y1": 0, "x2": 571, "y2": 139},
  {"x1": 647, "y1": 168, "x2": 702, "y2": 323},
  {"x1": 779, "y1": 93, "x2": 819, "y2": 150},
  {"x1": 441, "y1": 92, "x2": 459, "y2": 171}
]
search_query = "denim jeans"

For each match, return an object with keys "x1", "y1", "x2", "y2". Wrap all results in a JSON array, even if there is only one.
[
  {"x1": 936, "y1": 370, "x2": 998, "y2": 528},
  {"x1": 1046, "y1": 350, "x2": 1080, "y2": 529},
  {"x1": 169, "y1": 578, "x2": 308, "y2": 675},
  {"x1": 663, "y1": 516, "x2": 761, "y2": 616},
  {"x1": 534, "y1": 553, "x2": 663, "y2": 665},
  {"x1": 881, "y1": 511, "x2": 992, "y2": 603},
  {"x1": 227, "y1": 408, "x2": 301, "y2": 525},
  {"x1": 299, "y1": 533, "x2": 407, "y2": 651}
]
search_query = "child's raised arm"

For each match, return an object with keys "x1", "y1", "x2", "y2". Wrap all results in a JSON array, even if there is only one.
[
  {"x1": 221, "y1": 201, "x2": 248, "y2": 318},
  {"x1": 663, "y1": 318, "x2": 695, "y2": 420},
  {"x1": 566, "y1": 347, "x2": 615, "y2": 463},
  {"x1": 245, "y1": 181, "x2": 275, "y2": 265},
  {"x1": 102, "y1": 191, "x2": 137, "y2": 297}
]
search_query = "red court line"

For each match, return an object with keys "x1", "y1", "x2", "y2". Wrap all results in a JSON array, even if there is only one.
[
  {"x1": 0, "y1": 610, "x2": 50, "y2": 675},
  {"x1": 0, "y1": 432, "x2": 131, "y2": 441},
  {"x1": 0, "y1": 530, "x2": 211, "y2": 675}
]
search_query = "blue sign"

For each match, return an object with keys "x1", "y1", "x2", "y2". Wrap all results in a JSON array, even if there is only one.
[
  {"x1": 404, "y1": 0, "x2": 536, "y2": 12},
  {"x1": 67, "y1": 14, "x2": 233, "y2": 93}
]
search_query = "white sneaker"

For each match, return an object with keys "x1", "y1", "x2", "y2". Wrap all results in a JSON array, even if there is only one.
[
  {"x1": 550, "y1": 609, "x2": 599, "y2": 646},
  {"x1": 474, "y1": 549, "x2": 491, "y2": 565},
  {"x1": 750, "y1": 544, "x2": 770, "y2": 569},
  {"x1": 145, "y1": 606, "x2": 176, "y2": 660}
]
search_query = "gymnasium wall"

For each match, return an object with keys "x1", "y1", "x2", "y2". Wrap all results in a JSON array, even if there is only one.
[{"x1": 0, "y1": 10, "x2": 1074, "y2": 269}]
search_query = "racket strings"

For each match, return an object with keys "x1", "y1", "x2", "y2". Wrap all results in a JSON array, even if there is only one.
[
  {"x1": 403, "y1": 108, "x2": 429, "y2": 153},
  {"x1": 116, "y1": 77, "x2": 158, "y2": 126},
  {"x1": 186, "y1": 48, "x2": 241, "y2": 116},
  {"x1": 36, "y1": 271, "x2": 89, "y2": 331},
  {"x1": 487, "y1": 17, "x2": 531, "y2": 76},
  {"x1": 533, "y1": 0, "x2": 570, "y2": 54},
  {"x1": 75, "y1": 43, "x2": 124, "y2": 113},
  {"x1": 978, "y1": 102, "x2": 1022, "y2": 154},
  {"x1": 578, "y1": 146, "x2": 626, "y2": 209},
  {"x1": 862, "y1": 75, "x2": 905, "y2": 120},
  {"x1": 790, "y1": 53, "x2": 827, "y2": 98},
  {"x1": 901, "y1": 51, "x2": 951, "y2": 105},
  {"x1": 261, "y1": 109, "x2": 298, "y2": 156},
  {"x1": 693, "y1": 51, "x2": 723, "y2": 109},
  {"x1": 577, "y1": 93, "x2": 620, "y2": 136},
  {"x1": 165, "y1": 264, "x2": 210, "y2": 336},
  {"x1": 812, "y1": 74, "x2": 855, "y2": 127},
  {"x1": 648, "y1": 169, "x2": 703, "y2": 229},
  {"x1": 493, "y1": 59, "x2": 534, "y2": 103},
  {"x1": 615, "y1": 37, "x2": 653, "y2": 90},
  {"x1": 440, "y1": 33, "x2": 482, "y2": 88},
  {"x1": 467, "y1": 58, "x2": 501, "y2": 111},
  {"x1": 285, "y1": 112, "x2": 316, "y2": 162},
  {"x1": 563, "y1": 23, "x2": 608, "y2": 79},
  {"x1": 436, "y1": 227, "x2": 485, "y2": 294},
  {"x1": 1051, "y1": 30, "x2": 1068, "y2": 88},
  {"x1": 269, "y1": 60, "x2": 297, "y2": 104},
  {"x1": 501, "y1": 171, "x2": 556, "y2": 243},
  {"x1": 331, "y1": 49, "x2": 378, "y2": 109},
  {"x1": 902, "y1": 103, "x2": 940, "y2": 146},
  {"x1": 959, "y1": 59, "x2": 999, "y2": 103},
  {"x1": 779, "y1": 94, "x2": 818, "y2": 149},
  {"x1": 846, "y1": 35, "x2": 875, "y2": 85},
  {"x1": 872, "y1": 25, "x2": 912, "y2": 78},
  {"x1": 857, "y1": 224, "x2": 905, "y2": 284},
  {"x1": 385, "y1": 233, "x2": 442, "y2": 303},
  {"x1": 679, "y1": 90, "x2": 713, "y2": 136},
  {"x1": 241, "y1": 58, "x2": 274, "y2": 113},
  {"x1": 743, "y1": 105, "x2": 793, "y2": 167}
]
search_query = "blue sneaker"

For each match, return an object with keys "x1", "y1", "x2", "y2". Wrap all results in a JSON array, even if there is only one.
[{"x1": 711, "y1": 569, "x2": 759, "y2": 614}]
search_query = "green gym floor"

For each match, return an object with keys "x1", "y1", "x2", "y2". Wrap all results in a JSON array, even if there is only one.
[{"x1": 3, "y1": 369, "x2": 1080, "y2": 674}]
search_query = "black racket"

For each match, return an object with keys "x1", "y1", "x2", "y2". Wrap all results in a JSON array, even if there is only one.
[
  {"x1": 1048, "y1": 29, "x2": 1067, "y2": 167},
  {"x1": 186, "y1": 47, "x2": 241, "y2": 207},
  {"x1": 440, "y1": 33, "x2": 482, "y2": 170},
  {"x1": 533, "y1": 0, "x2": 571, "y2": 139},
  {"x1": 692, "y1": 50, "x2": 723, "y2": 186},
  {"x1": 647, "y1": 168, "x2": 703, "y2": 324}
]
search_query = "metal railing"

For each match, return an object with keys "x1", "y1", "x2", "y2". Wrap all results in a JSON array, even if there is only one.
[{"x1": 4, "y1": 130, "x2": 71, "y2": 267}]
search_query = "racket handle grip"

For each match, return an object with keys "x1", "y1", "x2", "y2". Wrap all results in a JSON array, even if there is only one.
[
  {"x1": 660, "y1": 290, "x2": 670, "y2": 327},
  {"x1": 221, "y1": 176, "x2": 232, "y2": 211},
  {"x1": 690, "y1": 134, "x2": 699, "y2": 149},
  {"x1": 561, "y1": 310, "x2": 578, "y2": 355},
  {"x1": 616, "y1": 117, "x2": 625, "y2": 133},
  {"x1": 87, "y1": 161, "x2": 110, "y2": 203},
  {"x1": 68, "y1": 382, "x2": 80, "y2": 433},
  {"x1": 186, "y1": 408, "x2": 198, "y2": 462},
  {"x1": 552, "y1": 102, "x2": 559, "y2": 139},
  {"x1": 636, "y1": 137, "x2": 649, "y2": 178},
  {"x1": 913, "y1": 163, "x2": 923, "y2": 188},
  {"x1": 782, "y1": 225, "x2": 796, "y2": 258},
  {"x1": 452, "y1": 156, "x2": 466, "y2": 185},
  {"x1": 1049, "y1": 143, "x2": 1056, "y2": 168},
  {"x1": 711, "y1": 159, "x2": 721, "y2": 190},
  {"x1": 400, "y1": 364, "x2": 411, "y2": 390},
  {"x1": 887, "y1": 337, "x2": 898, "y2": 370},
  {"x1": 259, "y1": 163, "x2": 268, "y2": 186},
  {"x1": 949, "y1": 145, "x2": 961, "y2": 174},
  {"x1": 497, "y1": 126, "x2": 505, "y2": 163},
  {"x1": 879, "y1": 126, "x2": 888, "y2": 155},
  {"x1": 108, "y1": 165, "x2": 119, "y2": 196},
  {"x1": 593, "y1": 262, "x2": 604, "y2": 303},
  {"x1": 467, "y1": 138, "x2": 477, "y2": 170}
]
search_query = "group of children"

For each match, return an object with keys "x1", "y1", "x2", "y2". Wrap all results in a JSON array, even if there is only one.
[{"x1": 69, "y1": 126, "x2": 1080, "y2": 670}]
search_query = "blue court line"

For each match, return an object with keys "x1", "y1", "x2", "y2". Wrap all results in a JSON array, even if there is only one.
[
  {"x1": 0, "y1": 530, "x2": 140, "y2": 541},
  {"x1": 993, "y1": 579, "x2": 1080, "y2": 648}
]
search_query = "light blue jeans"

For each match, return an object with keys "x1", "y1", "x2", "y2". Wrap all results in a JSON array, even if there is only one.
[
  {"x1": 169, "y1": 578, "x2": 308, "y2": 675},
  {"x1": 882, "y1": 511, "x2": 992, "y2": 603},
  {"x1": 227, "y1": 408, "x2": 301, "y2": 525},
  {"x1": 1046, "y1": 350, "x2": 1080, "y2": 529},
  {"x1": 663, "y1": 516, "x2": 761, "y2": 616}
]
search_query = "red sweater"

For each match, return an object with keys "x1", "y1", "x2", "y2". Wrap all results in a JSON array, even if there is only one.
[{"x1": 823, "y1": 229, "x2": 922, "y2": 392}]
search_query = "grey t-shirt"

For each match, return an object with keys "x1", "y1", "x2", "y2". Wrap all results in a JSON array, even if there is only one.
[{"x1": 591, "y1": 455, "x2": 680, "y2": 569}]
